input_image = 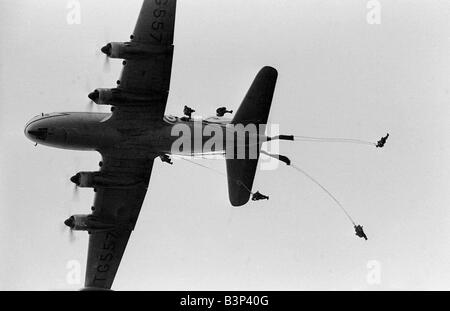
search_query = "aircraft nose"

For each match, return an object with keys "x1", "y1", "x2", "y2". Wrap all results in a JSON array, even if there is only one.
[
  {"x1": 25, "y1": 121, "x2": 48, "y2": 141},
  {"x1": 24, "y1": 113, "x2": 68, "y2": 147},
  {"x1": 24, "y1": 118, "x2": 40, "y2": 141}
]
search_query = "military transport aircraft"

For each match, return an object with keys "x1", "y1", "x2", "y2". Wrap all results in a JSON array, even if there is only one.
[{"x1": 24, "y1": 0, "x2": 283, "y2": 290}]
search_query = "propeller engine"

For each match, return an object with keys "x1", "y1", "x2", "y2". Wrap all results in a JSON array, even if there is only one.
[
  {"x1": 87, "y1": 88, "x2": 117, "y2": 106},
  {"x1": 64, "y1": 215, "x2": 119, "y2": 233},
  {"x1": 70, "y1": 172, "x2": 97, "y2": 188},
  {"x1": 70, "y1": 171, "x2": 146, "y2": 189},
  {"x1": 100, "y1": 41, "x2": 172, "y2": 60},
  {"x1": 87, "y1": 88, "x2": 167, "y2": 106}
]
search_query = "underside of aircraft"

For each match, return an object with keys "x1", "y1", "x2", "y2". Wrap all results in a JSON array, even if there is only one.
[{"x1": 24, "y1": 0, "x2": 286, "y2": 290}]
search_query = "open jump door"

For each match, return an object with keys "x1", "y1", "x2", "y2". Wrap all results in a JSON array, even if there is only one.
[{"x1": 226, "y1": 66, "x2": 278, "y2": 207}]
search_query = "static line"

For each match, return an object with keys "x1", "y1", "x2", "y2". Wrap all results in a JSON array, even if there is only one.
[
  {"x1": 294, "y1": 135, "x2": 376, "y2": 146},
  {"x1": 290, "y1": 163, "x2": 356, "y2": 226},
  {"x1": 176, "y1": 156, "x2": 357, "y2": 224},
  {"x1": 175, "y1": 156, "x2": 226, "y2": 177},
  {"x1": 176, "y1": 156, "x2": 255, "y2": 195}
]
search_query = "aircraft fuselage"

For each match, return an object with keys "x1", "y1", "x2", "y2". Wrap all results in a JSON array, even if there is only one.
[{"x1": 24, "y1": 112, "x2": 261, "y2": 157}]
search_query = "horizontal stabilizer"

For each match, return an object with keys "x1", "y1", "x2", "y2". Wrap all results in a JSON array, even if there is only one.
[{"x1": 226, "y1": 66, "x2": 278, "y2": 206}]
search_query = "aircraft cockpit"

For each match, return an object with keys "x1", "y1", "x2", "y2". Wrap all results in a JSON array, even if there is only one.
[{"x1": 24, "y1": 113, "x2": 70, "y2": 143}]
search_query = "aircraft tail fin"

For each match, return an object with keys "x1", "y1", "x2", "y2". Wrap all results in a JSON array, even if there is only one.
[
  {"x1": 226, "y1": 66, "x2": 278, "y2": 207},
  {"x1": 230, "y1": 66, "x2": 278, "y2": 126}
]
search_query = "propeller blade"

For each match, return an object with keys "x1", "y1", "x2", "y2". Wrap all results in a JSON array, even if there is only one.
[
  {"x1": 103, "y1": 56, "x2": 110, "y2": 72},
  {"x1": 86, "y1": 100, "x2": 95, "y2": 112},
  {"x1": 72, "y1": 184, "x2": 80, "y2": 201},
  {"x1": 69, "y1": 229, "x2": 76, "y2": 243}
]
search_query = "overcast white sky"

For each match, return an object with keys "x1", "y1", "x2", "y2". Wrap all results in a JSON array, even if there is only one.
[{"x1": 1, "y1": 0, "x2": 450, "y2": 290}]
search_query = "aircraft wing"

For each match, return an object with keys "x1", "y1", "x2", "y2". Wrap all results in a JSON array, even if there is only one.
[
  {"x1": 84, "y1": 153, "x2": 154, "y2": 289},
  {"x1": 117, "y1": 0, "x2": 177, "y2": 117},
  {"x1": 84, "y1": 0, "x2": 177, "y2": 290}
]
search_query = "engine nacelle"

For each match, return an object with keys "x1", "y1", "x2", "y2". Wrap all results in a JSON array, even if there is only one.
[
  {"x1": 70, "y1": 172, "x2": 97, "y2": 188},
  {"x1": 101, "y1": 41, "x2": 172, "y2": 60},
  {"x1": 88, "y1": 88, "x2": 167, "y2": 106},
  {"x1": 87, "y1": 88, "x2": 119, "y2": 106},
  {"x1": 64, "y1": 215, "x2": 118, "y2": 232},
  {"x1": 70, "y1": 171, "x2": 145, "y2": 189}
]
